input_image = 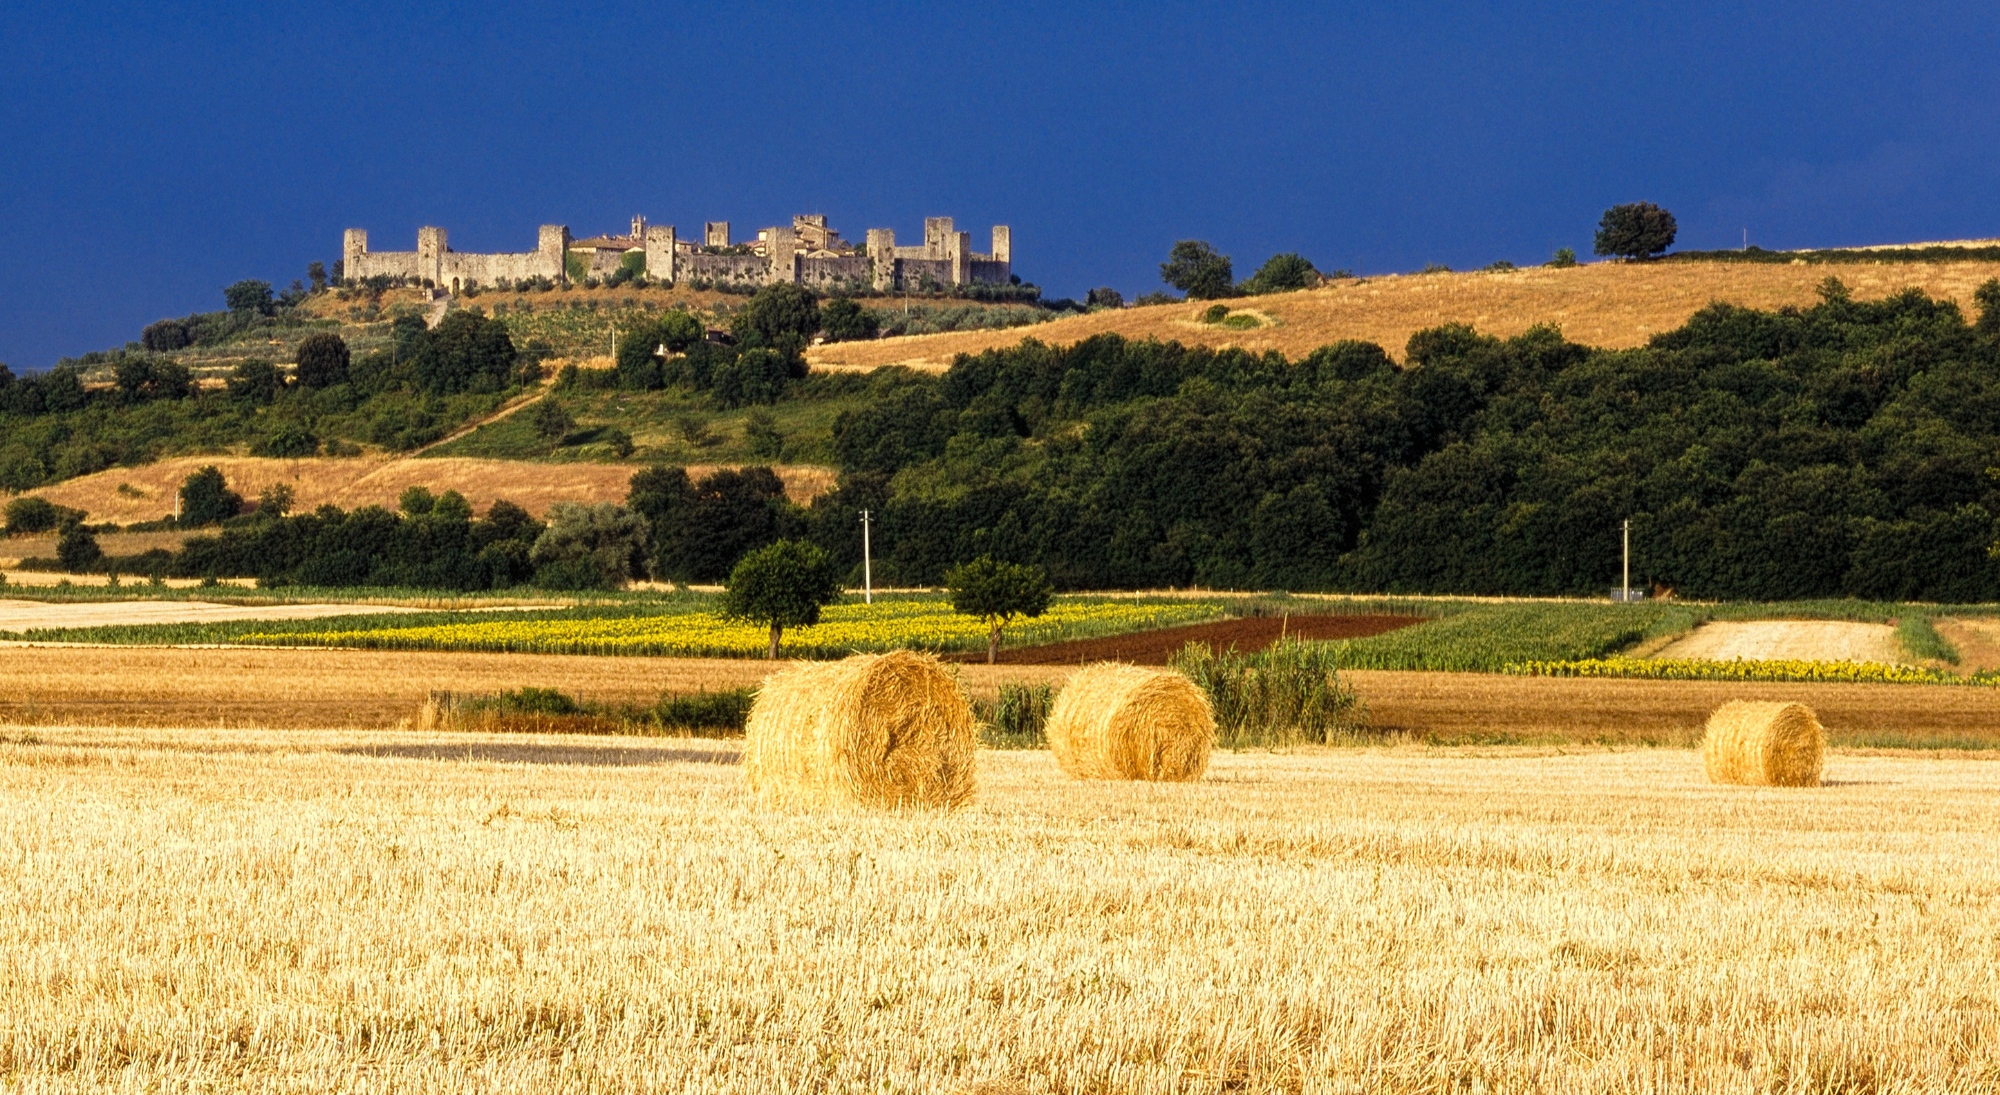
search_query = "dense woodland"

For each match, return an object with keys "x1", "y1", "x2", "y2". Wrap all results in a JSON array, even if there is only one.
[
  {"x1": 13, "y1": 277, "x2": 2000, "y2": 601},
  {"x1": 818, "y1": 278, "x2": 2000, "y2": 601}
]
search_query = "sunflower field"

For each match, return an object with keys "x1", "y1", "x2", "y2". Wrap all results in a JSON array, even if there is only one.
[
  {"x1": 241, "y1": 598, "x2": 1221, "y2": 659},
  {"x1": 1504, "y1": 656, "x2": 1994, "y2": 686}
]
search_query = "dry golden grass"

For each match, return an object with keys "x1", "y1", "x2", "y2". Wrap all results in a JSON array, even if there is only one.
[
  {"x1": 1, "y1": 725, "x2": 1996, "y2": 1090},
  {"x1": 1702, "y1": 701, "x2": 1826, "y2": 787},
  {"x1": 9, "y1": 647, "x2": 2000, "y2": 750},
  {"x1": 1651, "y1": 620, "x2": 1906, "y2": 664},
  {"x1": 806, "y1": 259, "x2": 2000, "y2": 371},
  {"x1": 23, "y1": 455, "x2": 835, "y2": 524}
]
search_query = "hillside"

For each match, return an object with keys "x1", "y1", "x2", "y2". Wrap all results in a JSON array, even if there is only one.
[
  {"x1": 25, "y1": 455, "x2": 834, "y2": 524},
  {"x1": 804, "y1": 258, "x2": 2000, "y2": 370}
]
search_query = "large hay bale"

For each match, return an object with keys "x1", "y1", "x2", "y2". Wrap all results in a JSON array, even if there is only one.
[
  {"x1": 1701, "y1": 700, "x2": 1826, "y2": 787},
  {"x1": 1045, "y1": 663, "x2": 1215, "y2": 781},
  {"x1": 743, "y1": 650, "x2": 976, "y2": 809}
]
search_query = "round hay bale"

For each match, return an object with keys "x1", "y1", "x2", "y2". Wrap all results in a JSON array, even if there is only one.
[
  {"x1": 1701, "y1": 700, "x2": 1825, "y2": 787},
  {"x1": 1045, "y1": 662, "x2": 1214, "y2": 781},
  {"x1": 743, "y1": 650, "x2": 976, "y2": 810}
]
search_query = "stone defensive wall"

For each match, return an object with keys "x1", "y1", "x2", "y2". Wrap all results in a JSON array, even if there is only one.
[{"x1": 340, "y1": 215, "x2": 1010, "y2": 293}]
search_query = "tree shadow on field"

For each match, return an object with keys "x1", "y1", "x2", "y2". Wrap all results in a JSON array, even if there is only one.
[{"x1": 336, "y1": 742, "x2": 742, "y2": 767}]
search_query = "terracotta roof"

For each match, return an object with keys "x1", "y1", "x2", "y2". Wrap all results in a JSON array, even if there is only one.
[{"x1": 570, "y1": 236, "x2": 641, "y2": 251}]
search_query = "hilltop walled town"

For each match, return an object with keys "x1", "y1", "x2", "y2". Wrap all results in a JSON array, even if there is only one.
[{"x1": 341, "y1": 214, "x2": 1012, "y2": 295}]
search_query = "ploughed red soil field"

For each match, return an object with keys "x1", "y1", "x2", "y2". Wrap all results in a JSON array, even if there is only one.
[{"x1": 975, "y1": 614, "x2": 1425, "y2": 665}]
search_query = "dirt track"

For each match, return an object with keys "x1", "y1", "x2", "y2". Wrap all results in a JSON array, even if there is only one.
[{"x1": 967, "y1": 614, "x2": 1422, "y2": 664}]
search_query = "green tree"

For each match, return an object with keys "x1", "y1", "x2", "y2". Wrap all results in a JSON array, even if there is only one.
[
  {"x1": 1549, "y1": 247, "x2": 1578, "y2": 268},
  {"x1": 529, "y1": 501, "x2": 651, "y2": 589},
  {"x1": 722, "y1": 539, "x2": 842, "y2": 659},
  {"x1": 531, "y1": 398, "x2": 573, "y2": 446},
  {"x1": 1593, "y1": 202, "x2": 1678, "y2": 260},
  {"x1": 731, "y1": 283, "x2": 821, "y2": 359},
  {"x1": 307, "y1": 261, "x2": 328, "y2": 291},
  {"x1": 615, "y1": 311, "x2": 704, "y2": 389},
  {"x1": 945, "y1": 555, "x2": 1054, "y2": 664},
  {"x1": 1974, "y1": 278, "x2": 2000, "y2": 335},
  {"x1": 295, "y1": 333, "x2": 351, "y2": 389},
  {"x1": 4, "y1": 496, "x2": 64, "y2": 535},
  {"x1": 141, "y1": 319, "x2": 192, "y2": 352},
  {"x1": 178, "y1": 465, "x2": 244, "y2": 527},
  {"x1": 56, "y1": 517, "x2": 101, "y2": 572},
  {"x1": 224, "y1": 279, "x2": 275, "y2": 316},
  {"x1": 1161, "y1": 240, "x2": 1236, "y2": 300},
  {"x1": 1241, "y1": 252, "x2": 1320, "y2": 294},
  {"x1": 820, "y1": 298, "x2": 880, "y2": 342},
  {"x1": 228, "y1": 359, "x2": 281, "y2": 404},
  {"x1": 412, "y1": 311, "x2": 517, "y2": 393}
]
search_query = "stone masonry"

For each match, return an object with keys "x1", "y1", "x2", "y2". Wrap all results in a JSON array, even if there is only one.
[{"x1": 341, "y1": 214, "x2": 1011, "y2": 293}]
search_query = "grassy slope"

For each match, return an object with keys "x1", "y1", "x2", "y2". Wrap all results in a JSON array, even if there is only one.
[{"x1": 805, "y1": 257, "x2": 2000, "y2": 371}]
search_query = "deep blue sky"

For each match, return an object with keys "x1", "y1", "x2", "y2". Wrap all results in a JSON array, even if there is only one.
[{"x1": 4, "y1": 1, "x2": 1999, "y2": 369}]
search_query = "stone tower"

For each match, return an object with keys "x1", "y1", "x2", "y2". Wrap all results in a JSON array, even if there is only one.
[
  {"x1": 704, "y1": 221, "x2": 730, "y2": 248},
  {"x1": 416, "y1": 226, "x2": 447, "y2": 286},
  {"x1": 866, "y1": 228, "x2": 896, "y2": 292},
  {"x1": 342, "y1": 229, "x2": 368, "y2": 278},
  {"x1": 643, "y1": 224, "x2": 677, "y2": 283},
  {"x1": 991, "y1": 226, "x2": 1011, "y2": 264},
  {"x1": 538, "y1": 225, "x2": 570, "y2": 282}
]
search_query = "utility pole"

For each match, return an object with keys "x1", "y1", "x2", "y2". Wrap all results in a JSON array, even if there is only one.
[
  {"x1": 1622, "y1": 519, "x2": 1631, "y2": 603},
  {"x1": 860, "y1": 509, "x2": 873, "y2": 604}
]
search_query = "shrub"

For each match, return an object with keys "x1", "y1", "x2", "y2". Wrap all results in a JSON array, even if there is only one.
[
  {"x1": 1201, "y1": 303, "x2": 1230, "y2": 324},
  {"x1": 4, "y1": 496, "x2": 64, "y2": 535},
  {"x1": 529, "y1": 501, "x2": 650, "y2": 589},
  {"x1": 178, "y1": 466, "x2": 244, "y2": 528},
  {"x1": 56, "y1": 519, "x2": 102, "y2": 572},
  {"x1": 1241, "y1": 252, "x2": 1320, "y2": 294},
  {"x1": 228, "y1": 359, "x2": 281, "y2": 404},
  {"x1": 1549, "y1": 247, "x2": 1578, "y2": 268},
  {"x1": 141, "y1": 319, "x2": 191, "y2": 352},
  {"x1": 531, "y1": 399, "x2": 574, "y2": 445},
  {"x1": 1085, "y1": 287, "x2": 1124, "y2": 310},
  {"x1": 820, "y1": 298, "x2": 880, "y2": 342},
  {"x1": 977, "y1": 682, "x2": 1054, "y2": 748},
  {"x1": 655, "y1": 688, "x2": 755, "y2": 733},
  {"x1": 1170, "y1": 638, "x2": 1366, "y2": 747},
  {"x1": 295, "y1": 333, "x2": 351, "y2": 389}
]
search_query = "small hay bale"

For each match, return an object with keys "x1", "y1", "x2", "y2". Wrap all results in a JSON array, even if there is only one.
[
  {"x1": 1045, "y1": 662, "x2": 1214, "y2": 781},
  {"x1": 1701, "y1": 700, "x2": 1826, "y2": 787},
  {"x1": 743, "y1": 650, "x2": 976, "y2": 810}
]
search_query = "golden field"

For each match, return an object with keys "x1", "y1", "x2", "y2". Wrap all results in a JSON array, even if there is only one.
[
  {"x1": 8, "y1": 645, "x2": 2000, "y2": 748},
  {"x1": 20, "y1": 455, "x2": 836, "y2": 525},
  {"x1": 805, "y1": 259, "x2": 2000, "y2": 371},
  {"x1": 0, "y1": 726, "x2": 1995, "y2": 1091}
]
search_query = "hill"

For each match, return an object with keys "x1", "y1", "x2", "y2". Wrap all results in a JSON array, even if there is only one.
[
  {"x1": 24, "y1": 455, "x2": 834, "y2": 525},
  {"x1": 805, "y1": 257, "x2": 2000, "y2": 370}
]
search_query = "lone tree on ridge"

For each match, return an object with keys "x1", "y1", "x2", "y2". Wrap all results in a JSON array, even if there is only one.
[
  {"x1": 1593, "y1": 202, "x2": 1678, "y2": 260},
  {"x1": 1160, "y1": 240, "x2": 1236, "y2": 300},
  {"x1": 945, "y1": 555, "x2": 1054, "y2": 665},
  {"x1": 722, "y1": 539, "x2": 843, "y2": 659}
]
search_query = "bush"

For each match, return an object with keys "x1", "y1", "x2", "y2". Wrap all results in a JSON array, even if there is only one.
[
  {"x1": 1201, "y1": 303, "x2": 1230, "y2": 324},
  {"x1": 820, "y1": 298, "x2": 880, "y2": 342},
  {"x1": 1085, "y1": 287, "x2": 1124, "y2": 309},
  {"x1": 1549, "y1": 247, "x2": 1578, "y2": 268},
  {"x1": 654, "y1": 688, "x2": 755, "y2": 733},
  {"x1": 1241, "y1": 252, "x2": 1320, "y2": 294},
  {"x1": 228, "y1": 359, "x2": 282, "y2": 404},
  {"x1": 529, "y1": 501, "x2": 650, "y2": 588},
  {"x1": 141, "y1": 319, "x2": 192, "y2": 352},
  {"x1": 178, "y1": 466, "x2": 244, "y2": 528},
  {"x1": 4, "y1": 496, "x2": 65, "y2": 535},
  {"x1": 56, "y1": 519, "x2": 102, "y2": 572},
  {"x1": 976, "y1": 682, "x2": 1053, "y2": 748},
  {"x1": 1170, "y1": 638, "x2": 1366, "y2": 747},
  {"x1": 295, "y1": 333, "x2": 351, "y2": 389}
]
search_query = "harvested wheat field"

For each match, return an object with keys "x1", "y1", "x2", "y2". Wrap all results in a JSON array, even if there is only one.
[
  {"x1": 807, "y1": 259, "x2": 2000, "y2": 371},
  {"x1": 6, "y1": 646, "x2": 2000, "y2": 749},
  {"x1": 0, "y1": 598, "x2": 489, "y2": 633},
  {"x1": 23, "y1": 455, "x2": 835, "y2": 525},
  {"x1": 1650, "y1": 620, "x2": 1905, "y2": 664},
  {"x1": 0, "y1": 727, "x2": 1995, "y2": 1091}
]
